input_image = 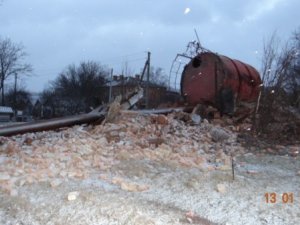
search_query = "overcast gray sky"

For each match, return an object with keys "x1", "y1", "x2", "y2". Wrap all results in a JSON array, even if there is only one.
[{"x1": 0, "y1": 0, "x2": 299, "y2": 92}]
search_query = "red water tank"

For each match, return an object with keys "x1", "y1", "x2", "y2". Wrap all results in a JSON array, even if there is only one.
[{"x1": 180, "y1": 52, "x2": 261, "y2": 114}]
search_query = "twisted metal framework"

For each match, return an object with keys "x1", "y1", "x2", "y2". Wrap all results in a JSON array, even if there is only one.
[{"x1": 168, "y1": 33, "x2": 211, "y2": 92}]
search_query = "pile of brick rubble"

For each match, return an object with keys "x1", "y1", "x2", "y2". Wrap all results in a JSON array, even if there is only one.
[{"x1": 0, "y1": 111, "x2": 248, "y2": 196}]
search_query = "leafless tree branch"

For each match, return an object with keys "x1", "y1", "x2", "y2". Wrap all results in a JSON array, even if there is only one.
[{"x1": 0, "y1": 37, "x2": 32, "y2": 105}]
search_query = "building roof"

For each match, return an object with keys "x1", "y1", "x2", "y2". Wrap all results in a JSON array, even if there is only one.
[
  {"x1": 104, "y1": 76, "x2": 139, "y2": 87},
  {"x1": 0, "y1": 106, "x2": 14, "y2": 114},
  {"x1": 104, "y1": 76, "x2": 166, "y2": 88}
]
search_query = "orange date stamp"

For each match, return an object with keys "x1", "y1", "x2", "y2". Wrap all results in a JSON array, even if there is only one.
[{"x1": 264, "y1": 192, "x2": 294, "y2": 204}]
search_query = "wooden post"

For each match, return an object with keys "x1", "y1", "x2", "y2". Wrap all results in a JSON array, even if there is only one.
[
  {"x1": 231, "y1": 155, "x2": 235, "y2": 181},
  {"x1": 14, "y1": 73, "x2": 17, "y2": 119},
  {"x1": 109, "y1": 68, "x2": 113, "y2": 103},
  {"x1": 146, "y1": 51, "x2": 150, "y2": 109}
]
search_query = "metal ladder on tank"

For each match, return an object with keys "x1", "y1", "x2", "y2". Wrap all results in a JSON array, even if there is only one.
[
  {"x1": 168, "y1": 56, "x2": 188, "y2": 92},
  {"x1": 168, "y1": 30, "x2": 211, "y2": 92}
]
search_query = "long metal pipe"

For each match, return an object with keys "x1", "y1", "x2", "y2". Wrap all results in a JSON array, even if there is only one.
[
  {"x1": 0, "y1": 112, "x2": 105, "y2": 136},
  {"x1": 0, "y1": 88, "x2": 145, "y2": 137},
  {"x1": 122, "y1": 106, "x2": 193, "y2": 115}
]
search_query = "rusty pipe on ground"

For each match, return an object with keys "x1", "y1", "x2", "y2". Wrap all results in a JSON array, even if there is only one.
[
  {"x1": 0, "y1": 88, "x2": 145, "y2": 137},
  {"x1": 0, "y1": 107, "x2": 107, "y2": 137}
]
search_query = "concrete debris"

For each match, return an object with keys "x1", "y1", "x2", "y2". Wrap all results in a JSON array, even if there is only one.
[
  {"x1": 10, "y1": 189, "x2": 18, "y2": 197},
  {"x1": 50, "y1": 179, "x2": 63, "y2": 188},
  {"x1": 0, "y1": 109, "x2": 299, "y2": 225},
  {"x1": 216, "y1": 150, "x2": 231, "y2": 165},
  {"x1": 67, "y1": 191, "x2": 79, "y2": 201},
  {"x1": 210, "y1": 127, "x2": 230, "y2": 142},
  {"x1": 288, "y1": 147, "x2": 299, "y2": 157},
  {"x1": 4, "y1": 142, "x2": 20, "y2": 156},
  {"x1": 185, "y1": 211, "x2": 217, "y2": 225},
  {"x1": 190, "y1": 114, "x2": 201, "y2": 125},
  {"x1": 216, "y1": 183, "x2": 226, "y2": 194},
  {"x1": 0, "y1": 173, "x2": 10, "y2": 181},
  {"x1": 154, "y1": 114, "x2": 169, "y2": 125},
  {"x1": 105, "y1": 95, "x2": 122, "y2": 123},
  {"x1": 174, "y1": 111, "x2": 192, "y2": 122},
  {"x1": 120, "y1": 181, "x2": 149, "y2": 192},
  {"x1": 215, "y1": 150, "x2": 232, "y2": 171},
  {"x1": 0, "y1": 111, "x2": 243, "y2": 194},
  {"x1": 247, "y1": 170, "x2": 259, "y2": 175}
]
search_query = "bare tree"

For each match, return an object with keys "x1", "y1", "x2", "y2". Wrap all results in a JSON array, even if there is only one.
[
  {"x1": 5, "y1": 87, "x2": 31, "y2": 111},
  {"x1": 261, "y1": 32, "x2": 297, "y2": 90},
  {"x1": 254, "y1": 30, "x2": 300, "y2": 141},
  {"x1": 287, "y1": 29, "x2": 300, "y2": 107},
  {"x1": 141, "y1": 66, "x2": 168, "y2": 86},
  {"x1": 121, "y1": 60, "x2": 134, "y2": 77},
  {"x1": 150, "y1": 67, "x2": 168, "y2": 86},
  {"x1": 47, "y1": 61, "x2": 108, "y2": 115},
  {"x1": 0, "y1": 37, "x2": 32, "y2": 105},
  {"x1": 39, "y1": 88, "x2": 60, "y2": 118}
]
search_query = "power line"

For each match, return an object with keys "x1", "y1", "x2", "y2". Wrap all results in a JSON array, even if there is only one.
[
  {"x1": 99, "y1": 51, "x2": 147, "y2": 62},
  {"x1": 32, "y1": 58, "x2": 147, "y2": 76},
  {"x1": 102, "y1": 57, "x2": 147, "y2": 64},
  {"x1": 28, "y1": 51, "x2": 148, "y2": 77}
]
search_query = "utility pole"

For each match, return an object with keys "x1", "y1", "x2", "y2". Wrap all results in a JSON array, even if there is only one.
[
  {"x1": 146, "y1": 51, "x2": 150, "y2": 109},
  {"x1": 109, "y1": 68, "x2": 113, "y2": 103},
  {"x1": 14, "y1": 72, "x2": 17, "y2": 119},
  {"x1": 140, "y1": 51, "x2": 151, "y2": 109}
]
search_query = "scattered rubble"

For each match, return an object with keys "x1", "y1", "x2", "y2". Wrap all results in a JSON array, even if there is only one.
[
  {"x1": 154, "y1": 114, "x2": 169, "y2": 125},
  {"x1": 67, "y1": 191, "x2": 79, "y2": 201},
  {"x1": 0, "y1": 110, "x2": 299, "y2": 225},
  {"x1": 216, "y1": 183, "x2": 226, "y2": 194},
  {"x1": 0, "y1": 112, "x2": 235, "y2": 194},
  {"x1": 246, "y1": 170, "x2": 259, "y2": 175},
  {"x1": 50, "y1": 179, "x2": 63, "y2": 188},
  {"x1": 185, "y1": 211, "x2": 217, "y2": 225},
  {"x1": 210, "y1": 127, "x2": 230, "y2": 142},
  {"x1": 105, "y1": 96, "x2": 122, "y2": 123}
]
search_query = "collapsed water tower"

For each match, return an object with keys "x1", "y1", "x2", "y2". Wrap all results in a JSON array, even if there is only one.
[{"x1": 170, "y1": 40, "x2": 262, "y2": 115}]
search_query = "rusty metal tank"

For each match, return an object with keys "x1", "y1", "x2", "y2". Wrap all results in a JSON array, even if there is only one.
[{"x1": 180, "y1": 52, "x2": 262, "y2": 114}]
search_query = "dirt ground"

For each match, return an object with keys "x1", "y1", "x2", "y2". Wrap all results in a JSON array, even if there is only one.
[{"x1": 0, "y1": 113, "x2": 299, "y2": 225}]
